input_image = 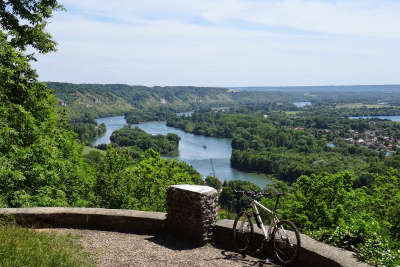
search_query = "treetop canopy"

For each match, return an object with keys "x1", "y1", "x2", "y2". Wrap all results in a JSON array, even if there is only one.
[{"x1": 0, "y1": 0, "x2": 63, "y2": 53}]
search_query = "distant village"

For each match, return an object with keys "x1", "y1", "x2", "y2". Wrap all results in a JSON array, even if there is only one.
[
  {"x1": 340, "y1": 128, "x2": 398, "y2": 153},
  {"x1": 293, "y1": 123, "x2": 398, "y2": 153}
]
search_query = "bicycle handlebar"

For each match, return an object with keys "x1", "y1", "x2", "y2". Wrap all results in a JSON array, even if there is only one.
[
  {"x1": 234, "y1": 187, "x2": 286, "y2": 199},
  {"x1": 233, "y1": 189, "x2": 269, "y2": 199},
  {"x1": 269, "y1": 187, "x2": 287, "y2": 197}
]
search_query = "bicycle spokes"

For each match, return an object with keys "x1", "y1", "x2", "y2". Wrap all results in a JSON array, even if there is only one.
[
  {"x1": 238, "y1": 221, "x2": 251, "y2": 242},
  {"x1": 272, "y1": 221, "x2": 300, "y2": 265},
  {"x1": 233, "y1": 212, "x2": 254, "y2": 252}
]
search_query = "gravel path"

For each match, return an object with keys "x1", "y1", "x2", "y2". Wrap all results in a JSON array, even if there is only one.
[{"x1": 45, "y1": 228, "x2": 276, "y2": 267}]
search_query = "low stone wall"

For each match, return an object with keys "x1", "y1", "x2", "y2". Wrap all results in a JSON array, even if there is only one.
[{"x1": 0, "y1": 207, "x2": 166, "y2": 234}]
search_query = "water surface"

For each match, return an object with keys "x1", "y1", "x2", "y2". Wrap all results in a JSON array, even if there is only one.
[
  {"x1": 92, "y1": 116, "x2": 126, "y2": 146},
  {"x1": 349, "y1": 115, "x2": 400, "y2": 122},
  {"x1": 93, "y1": 116, "x2": 271, "y2": 188},
  {"x1": 293, "y1": 101, "x2": 311, "y2": 107}
]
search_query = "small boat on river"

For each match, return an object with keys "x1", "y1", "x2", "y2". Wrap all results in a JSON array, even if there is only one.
[{"x1": 203, "y1": 145, "x2": 207, "y2": 149}]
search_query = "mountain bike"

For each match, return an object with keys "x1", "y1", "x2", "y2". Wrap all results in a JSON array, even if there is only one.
[{"x1": 233, "y1": 188, "x2": 301, "y2": 265}]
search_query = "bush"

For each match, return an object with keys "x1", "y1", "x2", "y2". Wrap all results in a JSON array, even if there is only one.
[
  {"x1": 205, "y1": 176, "x2": 222, "y2": 191},
  {"x1": 313, "y1": 219, "x2": 400, "y2": 266},
  {"x1": 96, "y1": 148, "x2": 203, "y2": 211}
]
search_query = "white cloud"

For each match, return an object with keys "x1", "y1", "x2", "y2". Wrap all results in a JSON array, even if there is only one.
[{"x1": 32, "y1": 0, "x2": 400, "y2": 86}]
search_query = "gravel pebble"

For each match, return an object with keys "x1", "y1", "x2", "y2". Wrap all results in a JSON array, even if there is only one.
[{"x1": 48, "y1": 228, "x2": 275, "y2": 267}]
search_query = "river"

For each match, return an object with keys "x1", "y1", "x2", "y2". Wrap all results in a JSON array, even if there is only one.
[
  {"x1": 349, "y1": 115, "x2": 400, "y2": 122},
  {"x1": 91, "y1": 116, "x2": 127, "y2": 147},
  {"x1": 93, "y1": 116, "x2": 271, "y2": 188},
  {"x1": 293, "y1": 101, "x2": 311, "y2": 107}
]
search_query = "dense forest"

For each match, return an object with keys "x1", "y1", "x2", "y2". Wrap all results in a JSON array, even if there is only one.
[
  {"x1": 69, "y1": 113, "x2": 106, "y2": 145},
  {"x1": 167, "y1": 111, "x2": 382, "y2": 183}
]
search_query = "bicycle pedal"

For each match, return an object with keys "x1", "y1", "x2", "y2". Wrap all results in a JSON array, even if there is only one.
[{"x1": 261, "y1": 257, "x2": 273, "y2": 264}]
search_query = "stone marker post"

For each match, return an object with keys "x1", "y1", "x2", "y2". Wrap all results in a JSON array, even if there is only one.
[{"x1": 167, "y1": 184, "x2": 218, "y2": 245}]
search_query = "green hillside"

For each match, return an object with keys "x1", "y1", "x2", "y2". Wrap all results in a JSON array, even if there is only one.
[
  {"x1": 47, "y1": 82, "x2": 297, "y2": 120},
  {"x1": 48, "y1": 82, "x2": 236, "y2": 119}
]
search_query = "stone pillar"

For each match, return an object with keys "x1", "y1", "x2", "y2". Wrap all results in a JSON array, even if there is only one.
[{"x1": 167, "y1": 184, "x2": 218, "y2": 245}]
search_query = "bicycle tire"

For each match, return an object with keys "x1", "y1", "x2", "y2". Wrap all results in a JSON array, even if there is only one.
[
  {"x1": 233, "y1": 211, "x2": 254, "y2": 253},
  {"x1": 271, "y1": 220, "x2": 301, "y2": 265}
]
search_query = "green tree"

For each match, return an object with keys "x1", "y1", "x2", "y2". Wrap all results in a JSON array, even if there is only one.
[
  {"x1": 219, "y1": 180, "x2": 261, "y2": 213},
  {"x1": 0, "y1": 0, "x2": 96, "y2": 207},
  {"x1": 205, "y1": 176, "x2": 222, "y2": 191},
  {"x1": 95, "y1": 148, "x2": 203, "y2": 211},
  {"x1": 0, "y1": 0, "x2": 62, "y2": 53}
]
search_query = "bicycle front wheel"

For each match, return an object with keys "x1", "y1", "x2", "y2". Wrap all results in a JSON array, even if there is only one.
[
  {"x1": 272, "y1": 220, "x2": 301, "y2": 265},
  {"x1": 233, "y1": 211, "x2": 254, "y2": 253}
]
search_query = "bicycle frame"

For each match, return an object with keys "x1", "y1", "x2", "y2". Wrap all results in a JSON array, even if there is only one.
[
  {"x1": 234, "y1": 191, "x2": 301, "y2": 265},
  {"x1": 251, "y1": 199, "x2": 280, "y2": 241}
]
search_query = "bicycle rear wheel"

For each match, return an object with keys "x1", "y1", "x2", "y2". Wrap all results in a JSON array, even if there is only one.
[
  {"x1": 271, "y1": 220, "x2": 300, "y2": 265},
  {"x1": 233, "y1": 211, "x2": 254, "y2": 253}
]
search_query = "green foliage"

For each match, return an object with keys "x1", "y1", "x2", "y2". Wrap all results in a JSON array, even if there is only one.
[
  {"x1": 205, "y1": 176, "x2": 222, "y2": 191},
  {"x1": 216, "y1": 208, "x2": 236, "y2": 220},
  {"x1": 0, "y1": 222, "x2": 94, "y2": 267},
  {"x1": 110, "y1": 126, "x2": 180, "y2": 155},
  {"x1": 48, "y1": 82, "x2": 240, "y2": 121},
  {"x1": 0, "y1": 0, "x2": 62, "y2": 53},
  {"x1": 95, "y1": 147, "x2": 203, "y2": 211},
  {"x1": 313, "y1": 219, "x2": 400, "y2": 266},
  {"x1": 0, "y1": 29, "x2": 97, "y2": 208},
  {"x1": 221, "y1": 166, "x2": 400, "y2": 265},
  {"x1": 219, "y1": 180, "x2": 261, "y2": 213},
  {"x1": 83, "y1": 149, "x2": 105, "y2": 166},
  {"x1": 125, "y1": 107, "x2": 176, "y2": 124},
  {"x1": 70, "y1": 119, "x2": 106, "y2": 145},
  {"x1": 254, "y1": 170, "x2": 400, "y2": 266}
]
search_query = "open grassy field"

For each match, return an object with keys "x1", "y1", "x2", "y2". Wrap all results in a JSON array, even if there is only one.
[{"x1": 0, "y1": 222, "x2": 95, "y2": 267}]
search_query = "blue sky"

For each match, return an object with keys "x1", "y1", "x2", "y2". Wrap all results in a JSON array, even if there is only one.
[{"x1": 32, "y1": 0, "x2": 400, "y2": 86}]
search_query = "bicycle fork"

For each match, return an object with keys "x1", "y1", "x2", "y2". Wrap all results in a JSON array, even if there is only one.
[
  {"x1": 252, "y1": 203, "x2": 268, "y2": 238},
  {"x1": 252, "y1": 203, "x2": 270, "y2": 254}
]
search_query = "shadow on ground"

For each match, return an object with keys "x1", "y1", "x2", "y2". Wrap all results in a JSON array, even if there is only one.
[
  {"x1": 207, "y1": 250, "x2": 279, "y2": 267},
  {"x1": 146, "y1": 233, "x2": 279, "y2": 266},
  {"x1": 145, "y1": 233, "x2": 202, "y2": 251}
]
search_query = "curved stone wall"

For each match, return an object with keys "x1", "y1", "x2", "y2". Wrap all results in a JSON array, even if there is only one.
[
  {"x1": 0, "y1": 207, "x2": 166, "y2": 234},
  {"x1": 0, "y1": 207, "x2": 371, "y2": 267}
]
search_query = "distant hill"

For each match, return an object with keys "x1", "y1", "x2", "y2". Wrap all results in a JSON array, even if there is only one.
[
  {"x1": 48, "y1": 82, "x2": 235, "y2": 119},
  {"x1": 231, "y1": 85, "x2": 400, "y2": 93},
  {"x1": 48, "y1": 82, "x2": 400, "y2": 121},
  {"x1": 47, "y1": 82, "x2": 295, "y2": 119}
]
